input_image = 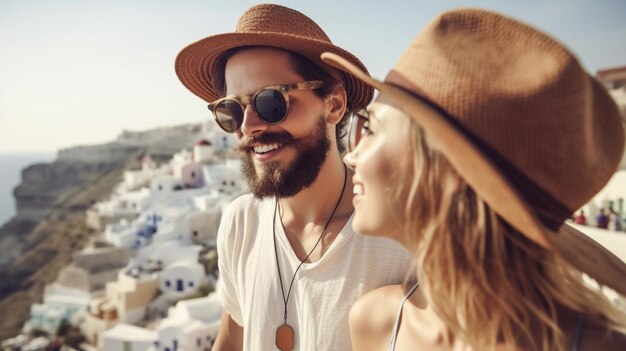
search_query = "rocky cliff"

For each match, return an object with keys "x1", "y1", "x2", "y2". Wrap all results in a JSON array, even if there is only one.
[{"x1": 0, "y1": 123, "x2": 202, "y2": 339}]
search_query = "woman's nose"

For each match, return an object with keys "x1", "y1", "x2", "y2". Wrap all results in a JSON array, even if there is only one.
[{"x1": 343, "y1": 149, "x2": 357, "y2": 171}]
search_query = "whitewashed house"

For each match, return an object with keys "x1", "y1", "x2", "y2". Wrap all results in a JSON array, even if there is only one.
[
  {"x1": 171, "y1": 149, "x2": 194, "y2": 180},
  {"x1": 83, "y1": 270, "x2": 159, "y2": 348},
  {"x1": 56, "y1": 246, "x2": 131, "y2": 294},
  {"x1": 193, "y1": 139, "x2": 214, "y2": 164},
  {"x1": 118, "y1": 188, "x2": 153, "y2": 215},
  {"x1": 188, "y1": 210, "x2": 221, "y2": 247},
  {"x1": 151, "y1": 294, "x2": 222, "y2": 351},
  {"x1": 24, "y1": 246, "x2": 131, "y2": 335},
  {"x1": 151, "y1": 175, "x2": 184, "y2": 196},
  {"x1": 150, "y1": 205, "x2": 196, "y2": 245},
  {"x1": 201, "y1": 161, "x2": 244, "y2": 196},
  {"x1": 181, "y1": 162, "x2": 204, "y2": 189},
  {"x1": 105, "y1": 219, "x2": 144, "y2": 249},
  {"x1": 210, "y1": 132, "x2": 237, "y2": 153},
  {"x1": 106, "y1": 200, "x2": 195, "y2": 250},
  {"x1": 123, "y1": 169, "x2": 153, "y2": 192},
  {"x1": 152, "y1": 241, "x2": 203, "y2": 269},
  {"x1": 25, "y1": 284, "x2": 91, "y2": 335},
  {"x1": 192, "y1": 190, "x2": 221, "y2": 212},
  {"x1": 160, "y1": 260, "x2": 206, "y2": 299},
  {"x1": 87, "y1": 188, "x2": 150, "y2": 232},
  {"x1": 102, "y1": 323, "x2": 156, "y2": 351},
  {"x1": 122, "y1": 154, "x2": 160, "y2": 192}
]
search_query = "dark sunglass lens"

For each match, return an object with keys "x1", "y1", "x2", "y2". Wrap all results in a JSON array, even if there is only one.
[
  {"x1": 215, "y1": 100, "x2": 243, "y2": 132},
  {"x1": 254, "y1": 89, "x2": 287, "y2": 123}
]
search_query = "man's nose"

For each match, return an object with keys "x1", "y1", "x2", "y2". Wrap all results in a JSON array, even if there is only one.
[{"x1": 239, "y1": 104, "x2": 269, "y2": 137}]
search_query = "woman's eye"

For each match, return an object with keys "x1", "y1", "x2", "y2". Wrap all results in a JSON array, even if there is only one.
[{"x1": 361, "y1": 121, "x2": 373, "y2": 137}]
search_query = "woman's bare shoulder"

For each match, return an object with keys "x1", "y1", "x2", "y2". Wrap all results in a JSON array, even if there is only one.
[
  {"x1": 349, "y1": 284, "x2": 406, "y2": 351},
  {"x1": 350, "y1": 285, "x2": 405, "y2": 333}
]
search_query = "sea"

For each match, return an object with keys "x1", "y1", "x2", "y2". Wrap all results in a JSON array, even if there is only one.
[{"x1": 0, "y1": 153, "x2": 56, "y2": 227}]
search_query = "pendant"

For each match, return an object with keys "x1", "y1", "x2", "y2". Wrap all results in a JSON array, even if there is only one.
[{"x1": 275, "y1": 323, "x2": 294, "y2": 351}]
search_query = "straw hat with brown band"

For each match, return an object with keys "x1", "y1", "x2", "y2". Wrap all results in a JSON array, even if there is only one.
[
  {"x1": 175, "y1": 3, "x2": 373, "y2": 111},
  {"x1": 322, "y1": 8, "x2": 626, "y2": 295}
]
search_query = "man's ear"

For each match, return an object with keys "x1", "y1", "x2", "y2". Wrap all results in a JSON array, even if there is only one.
[{"x1": 325, "y1": 86, "x2": 347, "y2": 125}]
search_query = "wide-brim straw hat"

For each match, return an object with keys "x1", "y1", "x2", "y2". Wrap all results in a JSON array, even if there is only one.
[
  {"x1": 323, "y1": 8, "x2": 626, "y2": 294},
  {"x1": 175, "y1": 3, "x2": 373, "y2": 110}
]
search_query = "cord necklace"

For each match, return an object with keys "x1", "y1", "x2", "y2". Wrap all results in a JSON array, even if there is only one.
[{"x1": 273, "y1": 165, "x2": 347, "y2": 351}]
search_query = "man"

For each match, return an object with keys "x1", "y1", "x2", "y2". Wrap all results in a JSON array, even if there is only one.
[
  {"x1": 596, "y1": 208, "x2": 609, "y2": 229},
  {"x1": 176, "y1": 4, "x2": 411, "y2": 350}
]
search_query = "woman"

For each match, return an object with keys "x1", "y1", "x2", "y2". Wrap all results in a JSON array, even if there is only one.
[{"x1": 322, "y1": 8, "x2": 626, "y2": 351}]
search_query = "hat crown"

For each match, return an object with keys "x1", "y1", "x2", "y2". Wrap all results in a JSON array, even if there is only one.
[
  {"x1": 235, "y1": 4, "x2": 331, "y2": 43},
  {"x1": 388, "y1": 8, "x2": 624, "y2": 220},
  {"x1": 175, "y1": 4, "x2": 373, "y2": 110}
]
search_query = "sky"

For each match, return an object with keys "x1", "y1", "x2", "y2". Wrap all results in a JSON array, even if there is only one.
[{"x1": 0, "y1": 0, "x2": 625, "y2": 154}]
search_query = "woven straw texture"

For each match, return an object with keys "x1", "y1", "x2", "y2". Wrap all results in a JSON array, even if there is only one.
[
  {"x1": 321, "y1": 8, "x2": 626, "y2": 294},
  {"x1": 386, "y1": 8, "x2": 624, "y2": 218},
  {"x1": 175, "y1": 4, "x2": 373, "y2": 110}
]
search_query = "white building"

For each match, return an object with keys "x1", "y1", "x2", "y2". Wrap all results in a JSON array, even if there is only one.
[
  {"x1": 106, "y1": 198, "x2": 199, "y2": 250},
  {"x1": 151, "y1": 175, "x2": 184, "y2": 196},
  {"x1": 56, "y1": 246, "x2": 131, "y2": 294},
  {"x1": 193, "y1": 139, "x2": 214, "y2": 164},
  {"x1": 192, "y1": 190, "x2": 221, "y2": 212},
  {"x1": 87, "y1": 188, "x2": 151, "y2": 231},
  {"x1": 100, "y1": 187, "x2": 153, "y2": 217},
  {"x1": 170, "y1": 149, "x2": 194, "y2": 180},
  {"x1": 151, "y1": 294, "x2": 222, "y2": 351},
  {"x1": 201, "y1": 161, "x2": 245, "y2": 196},
  {"x1": 188, "y1": 210, "x2": 221, "y2": 247},
  {"x1": 25, "y1": 284, "x2": 91, "y2": 335},
  {"x1": 102, "y1": 323, "x2": 156, "y2": 351},
  {"x1": 210, "y1": 132, "x2": 237, "y2": 153},
  {"x1": 150, "y1": 206, "x2": 196, "y2": 245},
  {"x1": 181, "y1": 162, "x2": 205, "y2": 189},
  {"x1": 160, "y1": 260, "x2": 206, "y2": 299},
  {"x1": 83, "y1": 270, "x2": 159, "y2": 348},
  {"x1": 105, "y1": 219, "x2": 144, "y2": 249}
]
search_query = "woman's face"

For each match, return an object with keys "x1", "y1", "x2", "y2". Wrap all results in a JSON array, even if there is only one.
[{"x1": 344, "y1": 101, "x2": 413, "y2": 243}]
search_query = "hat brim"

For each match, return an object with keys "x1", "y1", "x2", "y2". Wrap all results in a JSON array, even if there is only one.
[
  {"x1": 175, "y1": 32, "x2": 373, "y2": 111},
  {"x1": 321, "y1": 52, "x2": 626, "y2": 295}
]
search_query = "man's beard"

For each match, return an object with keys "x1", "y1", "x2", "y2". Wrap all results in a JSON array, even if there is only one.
[{"x1": 237, "y1": 117, "x2": 330, "y2": 199}]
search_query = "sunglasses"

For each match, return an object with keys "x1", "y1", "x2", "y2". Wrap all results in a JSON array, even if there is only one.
[
  {"x1": 208, "y1": 80, "x2": 324, "y2": 133},
  {"x1": 348, "y1": 110, "x2": 370, "y2": 152}
]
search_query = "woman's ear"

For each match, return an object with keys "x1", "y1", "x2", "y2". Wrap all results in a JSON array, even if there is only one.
[{"x1": 325, "y1": 86, "x2": 347, "y2": 125}]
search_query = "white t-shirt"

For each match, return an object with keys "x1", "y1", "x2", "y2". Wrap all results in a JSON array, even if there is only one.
[{"x1": 217, "y1": 194, "x2": 413, "y2": 350}]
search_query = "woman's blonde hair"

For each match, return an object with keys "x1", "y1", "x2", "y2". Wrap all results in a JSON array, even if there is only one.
[{"x1": 392, "y1": 120, "x2": 626, "y2": 351}]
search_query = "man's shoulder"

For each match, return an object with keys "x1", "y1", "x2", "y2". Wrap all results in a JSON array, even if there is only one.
[
  {"x1": 224, "y1": 193, "x2": 270, "y2": 216},
  {"x1": 218, "y1": 194, "x2": 271, "y2": 251}
]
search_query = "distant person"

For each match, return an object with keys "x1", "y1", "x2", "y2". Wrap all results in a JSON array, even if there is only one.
[
  {"x1": 575, "y1": 210, "x2": 587, "y2": 225},
  {"x1": 175, "y1": 4, "x2": 411, "y2": 350},
  {"x1": 608, "y1": 208, "x2": 624, "y2": 232},
  {"x1": 597, "y1": 208, "x2": 609, "y2": 229},
  {"x1": 323, "y1": 7, "x2": 626, "y2": 351}
]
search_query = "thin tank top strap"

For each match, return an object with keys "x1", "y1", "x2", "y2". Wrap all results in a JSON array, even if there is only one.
[
  {"x1": 388, "y1": 282, "x2": 420, "y2": 351},
  {"x1": 572, "y1": 315, "x2": 584, "y2": 351}
]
